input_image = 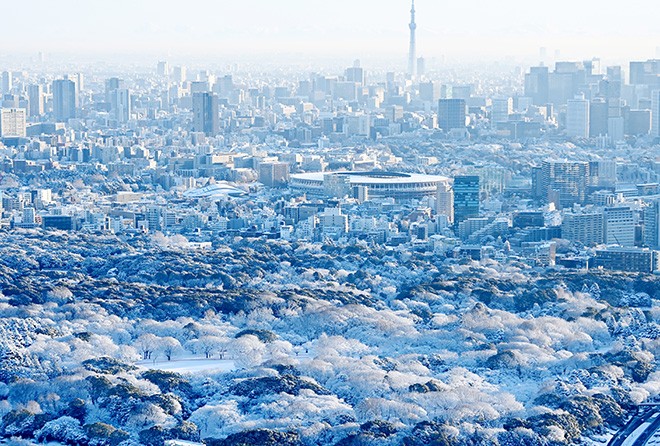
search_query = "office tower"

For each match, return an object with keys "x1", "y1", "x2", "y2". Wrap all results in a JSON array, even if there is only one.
[
  {"x1": 541, "y1": 160, "x2": 589, "y2": 209},
  {"x1": 604, "y1": 207, "x2": 635, "y2": 247},
  {"x1": 608, "y1": 116, "x2": 624, "y2": 143},
  {"x1": 345, "y1": 61, "x2": 365, "y2": 86},
  {"x1": 607, "y1": 65, "x2": 623, "y2": 82},
  {"x1": 74, "y1": 73, "x2": 84, "y2": 106},
  {"x1": 630, "y1": 60, "x2": 660, "y2": 86},
  {"x1": 104, "y1": 78, "x2": 130, "y2": 124},
  {"x1": 146, "y1": 206, "x2": 161, "y2": 231},
  {"x1": 491, "y1": 97, "x2": 513, "y2": 127},
  {"x1": 627, "y1": 109, "x2": 651, "y2": 135},
  {"x1": 173, "y1": 66, "x2": 187, "y2": 83},
  {"x1": 561, "y1": 211, "x2": 604, "y2": 245},
  {"x1": 386, "y1": 72, "x2": 396, "y2": 91},
  {"x1": 566, "y1": 96, "x2": 589, "y2": 138},
  {"x1": 451, "y1": 85, "x2": 472, "y2": 100},
  {"x1": 52, "y1": 79, "x2": 77, "y2": 121},
  {"x1": 436, "y1": 181, "x2": 454, "y2": 224},
  {"x1": 0, "y1": 108, "x2": 27, "y2": 137},
  {"x1": 549, "y1": 63, "x2": 581, "y2": 106},
  {"x1": 584, "y1": 58, "x2": 601, "y2": 76},
  {"x1": 630, "y1": 62, "x2": 645, "y2": 85},
  {"x1": 259, "y1": 162, "x2": 290, "y2": 187},
  {"x1": 644, "y1": 200, "x2": 660, "y2": 249},
  {"x1": 1, "y1": 94, "x2": 18, "y2": 109},
  {"x1": 191, "y1": 81, "x2": 211, "y2": 94},
  {"x1": 114, "y1": 88, "x2": 131, "y2": 123},
  {"x1": 334, "y1": 82, "x2": 358, "y2": 101},
  {"x1": 589, "y1": 160, "x2": 616, "y2": 188},
  {"x1": 1, "y1": 71, "x2": 12, "y2": 94},
  {"x1": 408, "y1": 0, "x2": 417, "y2": 79},
  {"x1": 105, "y1": 77, "x2": 122, "y2": 102},
  {"x1": 453, "y1": 176, "x2": 480, "y2": 225},
  {"x1": 192, "y1": 92, "x2": 219, "y2": 136},
  {"x1": 27, "y1": 84, "x2": 44, "y2": 117},
  {"x1": 22, "y1": 207, "x2": 36, "y2": 225},
  {"x1": 589, "y1": 99, "x2": 608, "y2": 137},
  {"x1": 157, "y1": 61, "x2": 169, "y2": 77},
  {"x1": 524, "y1": 66, "x2": 549, "y2": 106},
  {"x1": 653, "y1": 90, "x2": 660, "y2": 137},
  {"x1": 419, "y1": 82, "x2": 439, "y2": 102},
  {"x1": 438, "y1": 99, "x2": 466, "y2": 131},
  {"x1": 221, "y1": 75, "x2": 233, "y2": 95},
  {"x1": 417, "y1": 57, "x2": 426, "y2": 77}
]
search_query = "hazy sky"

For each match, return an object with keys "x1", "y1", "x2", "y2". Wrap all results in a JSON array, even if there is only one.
[{"x1": 2, "y1": 0, "x2": 658, "y2": 62}]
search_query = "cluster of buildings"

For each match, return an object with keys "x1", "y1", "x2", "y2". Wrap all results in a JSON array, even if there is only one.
[
  {"x1": 524, "y1": 59, "x2": 660, "y2": 143},
  {"x1": 1, "y1": 25, "x2": 660, "y2": 274}
]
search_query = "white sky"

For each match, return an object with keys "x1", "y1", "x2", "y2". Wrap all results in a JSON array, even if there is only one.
[{"x1": 2, "y1": 0, "x2": 658, "y2": 62}]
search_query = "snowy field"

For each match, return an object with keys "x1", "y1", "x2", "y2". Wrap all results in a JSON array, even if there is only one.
[{"x1": 136, "y1": 357, "x2": 236, "y2": 373}]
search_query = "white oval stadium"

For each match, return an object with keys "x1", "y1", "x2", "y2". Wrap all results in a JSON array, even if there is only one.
[{"x1": 290, "y1": 171, "x2": 450, "y2": 200}]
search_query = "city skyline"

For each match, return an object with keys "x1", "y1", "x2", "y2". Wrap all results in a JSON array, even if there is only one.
[
  {"x1": 3, "y1": 3, "x2": 660, "y2": 446},
  {"x1": 1, "y1": 0, "x2": 658, "y2": 63}
]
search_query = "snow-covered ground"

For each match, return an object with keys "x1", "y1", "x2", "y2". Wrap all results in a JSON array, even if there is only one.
[
  {"x1": 137, "y1": 357, "x2": 236, "y2": 373},
  {"x1": 582, "y1": 434, "x2": 614, "y2": 445}
]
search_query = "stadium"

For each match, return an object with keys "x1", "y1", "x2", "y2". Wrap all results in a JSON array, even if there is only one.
[{"x1": 290, "y1": 171, "x2": 451, "y2": 200}]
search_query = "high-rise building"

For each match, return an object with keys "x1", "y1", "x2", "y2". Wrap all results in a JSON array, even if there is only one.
[
  {"x1": 608, "y1": 116, "x2": 625, "y2": 143},
  {"x1": 438, "y1": 99, "x2": 466, "y2": 131},
  {"x1": 491, "y1": 98, "x2": 513, "y2": 127},
  {"x1": 74, "y1": 73, "x2": 84, "y2": 107},
  {"x1": 566, "y1": 96, "x2": 590, "y2": 138},
  {"x1": 105, "y1": 77, "x2": 123, "y2": 102},
  {"x1": 114, "y1": 89, "x2": 131, "y2": 123},
  {"x1": 52, "y1": 79, "x2": 77, "y2": 121},
  {"x1": 259, "y1": 162, "x2": 290, "y2": 187},
  {"x1": 417, "y1": 57, "x2": 426, "y2": 77},
  {"x1": 524, "y1": 66, "x2": 549, "y2": 106},
  {"x1": 1, "y1": 71, "x2": 12, "y2": 95},
  {"x1": 173, "y1": 66, "x2": 187, "y2": 83},
  {"x1": 192, "y1": 92, "x2": 219, "y2": 136},
  {"x1": 157, "y1": 61, "x2": 169, "y2": 77},
  {"x1": 22, "y1": 207, "x2": 36, "y2": 225},
  {"x1": 0, "y1": 108, "x2": 27, "y2": 137},
  {"x1": 562, "y1": 211, "x2": 604, "y2": 246},
  {"x1": 345, "y1": 61, "x2": 365, "y2": 86},
  {"x1": 604, "y1": 207, "x2": 635, "y2": 247},
  {"x1": 436, "y1": 181, "x2": 454, "y2": 224},
  {"x1": 541, "y1": 160, "x2": 590, "y2": 208},
  {"x1": 408, "y1": 0, "x2": 417, "y2": 79},
  {"x1": 146, "y1": 206, "x2": 162, "y2": 231},
  {"x1": 217, "y1": 75, "x2": 233, "y2": 97},
  {"x1": 589, "y1": 98, "x2": 608, "y2": 137},
  {"x1": 27, "y1": 84, "x2": 44, "y2": 117},
  {"x1": 419, "y1": 82, "x2": 439, "y2": 102},
  {"x1": 652, "y1": 90, "x2": 660, "y2": 137},
  {"x1": 630, "y1": 60, "x2": 660, "y2": 87},
  {"x1": 644, "y1": 200, "x2": 660, "y2": 249},
  {"x1": 627, "y1": 109, "x2": 652, "y2": 136},
  {"x1": 453, "y1": 176, "x2": 480, "y2": 225}
]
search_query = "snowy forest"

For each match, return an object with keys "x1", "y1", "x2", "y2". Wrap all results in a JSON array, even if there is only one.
[{"x1": 2, "y1": 230, "x2": 660, "y2": 445}]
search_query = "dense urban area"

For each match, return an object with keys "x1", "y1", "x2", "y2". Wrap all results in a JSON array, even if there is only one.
[{"x1": 2, "y1": 7, "x2": 660, "y2": 443}]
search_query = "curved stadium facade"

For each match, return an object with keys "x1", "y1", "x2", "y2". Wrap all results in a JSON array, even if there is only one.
[{"x1": 290, "y1": 171, "x2": 450, "y2": 200}]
